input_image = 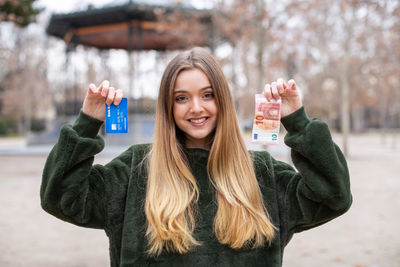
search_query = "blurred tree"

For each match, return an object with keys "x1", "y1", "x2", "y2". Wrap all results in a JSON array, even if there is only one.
[
  {"x1": 213, "y1": 0, "x2": 299, "y2": 119},
  {"x1": 0, "y1": 0, "x2": 45, "y2": 135},
  {"x1": 0, "y1": 24, "x2": 53, "y2": 134},
  {"x1": 276, "y1": 0, "x2": 400, "y2": 155},
  {"x1": 0, "y1": 0, "x2": 42, "y2": 27}
]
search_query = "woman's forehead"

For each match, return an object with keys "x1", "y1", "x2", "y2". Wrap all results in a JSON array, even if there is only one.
[{"x1": 174, "y1": 68, "x2": 211, "y2": 91}]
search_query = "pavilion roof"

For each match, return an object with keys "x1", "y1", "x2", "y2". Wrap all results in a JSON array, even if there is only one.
[{"x1": 46, "y1": 2, "x2": 214, "y2": 51}]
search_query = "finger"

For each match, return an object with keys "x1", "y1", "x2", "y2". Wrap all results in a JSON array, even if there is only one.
[
  {"x1": 288, "y1": 79, "x2": 297, "y2": 90},
  {"x1": 277, "y1": 78, "x2": 288, "y2": 90},
  {"x1": 88, "y1": 83, "x2": 98, "y2": 94},
  {"x1": 282, "y1": 78, "x2": 289, "y2": 90},
  {"x1": 113, "y1": 89, "x2": 124, "y2": 106},
  {"x1": 106, "y1": 87, "x2": 116, "y2": 106},
  {"x1": 100, "y1": 80, "x2": 110, "y2": 97},
  {"x1": 97, "y1": 80, "x2": 105, "y2": 93},
  {"x1": 264, "y1": 84, "x2": 272, "y2": 101},
  {"x1": 276, "y1": 79, "x2": 284, "y2": 94},
  {"x1": 271, "y1": 82, "x2": 280, "y2": 100}
]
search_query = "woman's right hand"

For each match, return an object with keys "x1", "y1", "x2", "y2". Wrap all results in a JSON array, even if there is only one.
[{"x1": 82, "y1": 80, "x2": 124, "y2": 121}]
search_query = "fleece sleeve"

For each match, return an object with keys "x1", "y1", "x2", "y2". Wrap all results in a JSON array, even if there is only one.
[
  {"x1": 40, "y1": 110, "x2": 132, "y2": 229},
  {"x1": 273, "y1": 107, "x2": 352, "y2": 244}
]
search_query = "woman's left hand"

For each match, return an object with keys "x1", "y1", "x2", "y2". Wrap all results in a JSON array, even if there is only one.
[{"x1": 263, "y1": 78, "x2": 303, "y2": 118}]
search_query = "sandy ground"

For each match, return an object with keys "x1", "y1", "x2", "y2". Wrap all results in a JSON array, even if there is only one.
[{"x1": 0, "y1": 133, "x2": 399, "y2": 267}]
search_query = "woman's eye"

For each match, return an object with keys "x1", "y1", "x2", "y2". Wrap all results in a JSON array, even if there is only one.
[
  {"x1": 203, "y1": 93, "x2": 214, "y2": 99},
  {"x1": 175, "y1": 96, "x2": 187, "y2": 102}
]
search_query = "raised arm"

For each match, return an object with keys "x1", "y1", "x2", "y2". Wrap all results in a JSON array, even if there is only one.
[
  {"x1": 40, "y1": 81, "x2": 130, "y2": 229},
  {"x1": 264, "y1": 79, "x2": 351, "y2": 244},
  {"x1": 275, "y1": 107, "x2": 352, "y2": 240}
]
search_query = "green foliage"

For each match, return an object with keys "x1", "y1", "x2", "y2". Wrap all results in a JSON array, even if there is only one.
[
  {"x1": 0, "y1": 116, "x2": 9, "y2": 135},
  {"x1": 0, "y1": 0, "x2": 42, "y2": 27}
]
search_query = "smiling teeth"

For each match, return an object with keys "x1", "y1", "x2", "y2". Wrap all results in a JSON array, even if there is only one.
[{"x1": 190, "y1": 118, "x2": 206, "y2": 123}]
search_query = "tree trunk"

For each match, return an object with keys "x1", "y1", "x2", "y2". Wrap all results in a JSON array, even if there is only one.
[
  {"x1": 255, "y1": 0, "x2": 265, "y2": 92},
  {"x1": 231, "y1": 44, "x2": 239, "y2": 113},
  {"x1": 340, "y1": 6, "x2": 356, "y2": 157},
  {"x1": 352, "y1": 106, "x2": 364, "y2": 133},
  {"x1": 340, "y1": 70, "x2": 350, "y2": 156},
  {"x1": 379, "y1": 90, "x2": 389, "y2": 145}
]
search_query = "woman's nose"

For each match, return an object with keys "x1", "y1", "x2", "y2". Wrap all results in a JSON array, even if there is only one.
[{"x1": 190, "y1": 97, "x2": 204, "y2": 113}]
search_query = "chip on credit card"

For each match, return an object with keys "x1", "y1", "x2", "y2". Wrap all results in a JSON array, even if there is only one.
[{"x1": 105, "y1": 97, "x2": 128, "y2": 133}]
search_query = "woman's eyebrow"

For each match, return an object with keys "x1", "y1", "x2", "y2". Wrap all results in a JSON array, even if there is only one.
[
  {"x1": 200, "y1": 86, "x2": 212, "y2": 90},
  {"x1": 174, "y1": 86, "x2": 212, "y2": 94}
]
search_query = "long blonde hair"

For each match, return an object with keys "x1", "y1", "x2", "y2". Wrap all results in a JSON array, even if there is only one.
[{"x1": 145, "y1": 47, "x2": 275, "y2": 256}]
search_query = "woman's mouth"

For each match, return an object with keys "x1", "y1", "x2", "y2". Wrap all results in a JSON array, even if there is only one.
[{"x1": 188, "y1": 117, "x2": 209, "y2": 126}]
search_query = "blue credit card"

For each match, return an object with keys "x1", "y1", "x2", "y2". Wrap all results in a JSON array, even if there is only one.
[{"x1": 105, "y1": 98, "x2": 128, "y2": 133}]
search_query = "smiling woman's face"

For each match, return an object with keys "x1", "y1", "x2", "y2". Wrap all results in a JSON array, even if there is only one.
[{"x1": 173, "y1": 68, "x2": 218, "y2": 150}]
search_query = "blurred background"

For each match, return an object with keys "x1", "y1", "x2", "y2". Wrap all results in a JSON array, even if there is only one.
[{"x1": 0, "y1": 0, "x2": 399, "y2": 266}]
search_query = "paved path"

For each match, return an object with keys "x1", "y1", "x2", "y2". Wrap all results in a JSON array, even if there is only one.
[{"x1": 0, "y1": 133, "x2": 399, "y2": 266}]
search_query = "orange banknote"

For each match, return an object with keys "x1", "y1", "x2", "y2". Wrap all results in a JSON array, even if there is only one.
[{"x1": 251, "y1": 94, "x2": 281, "y2": 145}]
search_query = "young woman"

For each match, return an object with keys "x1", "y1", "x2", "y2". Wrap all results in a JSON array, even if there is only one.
[{"x1": 41, "y1": 47, "x2": 352, "y2": 267}]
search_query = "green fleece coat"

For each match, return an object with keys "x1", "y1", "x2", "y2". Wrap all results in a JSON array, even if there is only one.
[{"x1": 40, "y1": 107, "x2": 352, "y2": 267}]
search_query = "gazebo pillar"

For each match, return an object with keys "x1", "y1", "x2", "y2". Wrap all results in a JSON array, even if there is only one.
[
  {"x1": 128, "y1": 22, "x2": 133, "y2": 100},
  {"x1": 127, "y1": 21, "x2": 143, "y2": 100}
]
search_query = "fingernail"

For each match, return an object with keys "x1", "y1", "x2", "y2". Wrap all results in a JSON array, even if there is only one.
[
  {"x1": 90, "y1": 85, "x2": 98, "y2": 93},
  {"x1": 278, "y1": 85, "x2": 283, "y2": 94}
]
